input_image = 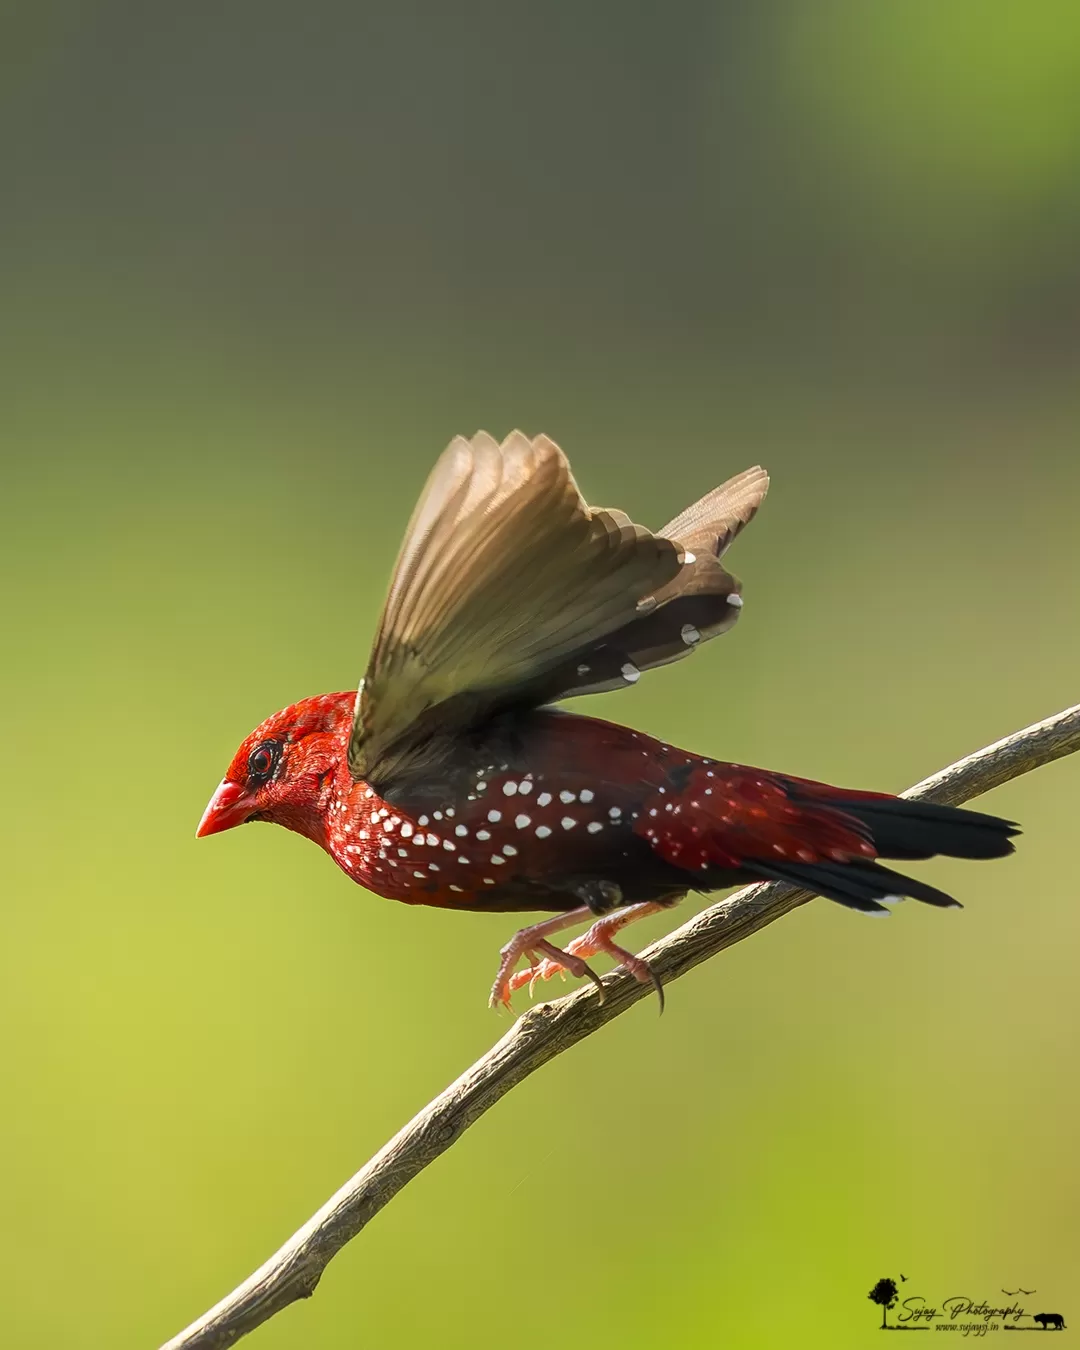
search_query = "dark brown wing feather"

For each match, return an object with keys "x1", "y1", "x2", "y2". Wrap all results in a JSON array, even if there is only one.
[
  {"x1": 531, "y1": 464, "x2": 769, "y2": 700},
  {"x1": 661, "y1": 465, "x2": 769, "y2": 558},
  {"x1": 349, "y1": 431, "x2": 685, "y2": 787}
]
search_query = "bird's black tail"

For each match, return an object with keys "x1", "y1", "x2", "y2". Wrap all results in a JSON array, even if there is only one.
[{"x1": 756, "y1": 791, "x2": 1019, "y2": 915}]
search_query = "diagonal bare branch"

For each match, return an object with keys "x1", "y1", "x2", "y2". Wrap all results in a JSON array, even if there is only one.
[{"x1": 161, "y1": 703, "x2": 1080, "y2": 1350}]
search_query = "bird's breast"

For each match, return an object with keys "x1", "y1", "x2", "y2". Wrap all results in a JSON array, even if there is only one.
[{"x1": 323, "y1": 711, "x2": 701, "y2": 912}]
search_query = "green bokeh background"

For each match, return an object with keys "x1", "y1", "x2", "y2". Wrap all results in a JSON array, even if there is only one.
[{"x1": 3, "y1": 4, "x2": 1079, "y2": 1347}]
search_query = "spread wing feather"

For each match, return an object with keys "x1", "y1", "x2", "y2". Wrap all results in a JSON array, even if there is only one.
[
  {"x1": 348, "y1": 433, "x2": 768, "y2": 791},
  {"x1": 531, "y1": 463, "x2": 769, "y2": 699},
  {"x1": 660, "y1": 465, "x2": 769, "y2": 558},
  {"x1": 350, "y1": 432, "x2": 684, "y2": 786}
]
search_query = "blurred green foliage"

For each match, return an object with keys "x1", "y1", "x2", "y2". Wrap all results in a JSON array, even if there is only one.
[{"x1": 2, "y1": 3, "x2": 1078, "y2": 1347}]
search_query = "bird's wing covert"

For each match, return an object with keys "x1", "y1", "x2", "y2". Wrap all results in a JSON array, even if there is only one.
[
  {"x1": 545, "y1": 463, "x2": 770, "y2": 697},
  {"x1": 349, "y1": 431, "x2": 685, "y2": 788}
]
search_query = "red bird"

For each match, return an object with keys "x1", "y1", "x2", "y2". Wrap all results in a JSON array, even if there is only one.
[{"x1": 197, "y1": 431, "x2": 1018, "y2": 1008}]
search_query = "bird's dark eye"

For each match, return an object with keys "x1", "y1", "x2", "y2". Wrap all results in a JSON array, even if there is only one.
[{"x1": 247, "y1": 740, "x2": 281, "y2": 786}]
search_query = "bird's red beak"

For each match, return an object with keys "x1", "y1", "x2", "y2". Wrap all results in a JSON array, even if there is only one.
[{"x1": 196, "y1": 779, "x2": 256, "y2": 838}]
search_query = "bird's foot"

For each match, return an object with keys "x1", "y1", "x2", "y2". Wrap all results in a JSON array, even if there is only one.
[
  {"x1": 507, "y1": 902, "x2": 668, "y2": 1010},
  {"x1": 488, "y1": 907, "x2": 601, "y2": 1010}
]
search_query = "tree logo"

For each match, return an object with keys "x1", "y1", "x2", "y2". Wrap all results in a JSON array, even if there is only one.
[{"x1": 869, "y1": 1278, "x2": 900, "y2": 1330}]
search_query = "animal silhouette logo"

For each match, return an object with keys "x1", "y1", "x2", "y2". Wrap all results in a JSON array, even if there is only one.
[{"x1": 1032, "y1": 1312, "x2": 1066, "y2": 1330}]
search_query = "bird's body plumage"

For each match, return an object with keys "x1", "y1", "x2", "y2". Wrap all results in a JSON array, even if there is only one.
[{"x1": 198, "y1": 431, "x2": 1018, "y2": 1006}]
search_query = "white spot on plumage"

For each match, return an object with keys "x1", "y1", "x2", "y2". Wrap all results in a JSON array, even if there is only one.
[
  {"x1": 515, "y1": 814, "x2": 531, "y2": 829},
  {"x1": 443, "y1": 839, "x2": 455, "y2": 851},
  {"x1": 537, "y1": 792, "x2": 552, "y2": 807},
  {"x1": 455, "y1": 824, "x2": 468, "y2": 836},
  {"x1": 502, "y1": 844, "x2": 518, "y2": 857},
  {"x1": 450, "y1": 885, "x2": 464, "y2": 893},
  {"x1": 561, "y1": 816, "x2": 577, "y2": 830},
  {"x1": 491, "y1": 855, "x2": 505, "y2": 865},
  {"x1": 483, "y1": 877, "x2": 495, "y2": 885},
  {"x1": 418, "y1": 816, "x2": 428, "y2": 826},
  {"x1": 413, "y1": 870, "x2": 425, "y2": 879},
  {"x1": 560, "y1": 790, "x2": 576, "y2": 804},
  {"x1": 536, "y1": 825, "x2": 552, "y2": 838},
  {"x1": 579, "y1": 789, "x2": 594, "y2": 803},
  {"x1": 398, "y1": 848, "x2": 408, "y2": 857},
  {"x1": 587, "y1": 822, "x2": 603, "y2": 834},
  {"x1": 458, "y1": 856, "x2": 469, "y2": 865},
  {"x1": 422, "y1": 833, "x2": 435, "y2": 847},
  {"x1": 517, "y1": 779, "x2": 533, "y2": 795},
  {"x1": 400, "y1": 822, "x2": 413, "y2": 838},
  {"x1": 609, "y1": 806, "x2": 622, "y2": 819},
  {"x1": 488, "y1": 810, "x2": 501, "y2": 823},
  {"x1": 503, "y1": 781, "x2": 518, "y2": 796},
  {"x1": 476, "y1": 829, "x2": 491, "y2": 841},
  {"x1": 433, "y1": 811, "x2": 443, "y2": 820},
  {"x1": 429, "y1": 863, "x2": 440, "y2": 871},
  {"x1": 476, "y1": 781, "x2": 487, "y2": 792}
]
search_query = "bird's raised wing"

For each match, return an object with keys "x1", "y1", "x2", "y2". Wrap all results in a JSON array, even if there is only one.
[
  {"x1": 349, "y1": 431, "x2": 686, "y2": 789},
  {"x1": 534, "y1": 464, "x2": 769, "y2": 699}
]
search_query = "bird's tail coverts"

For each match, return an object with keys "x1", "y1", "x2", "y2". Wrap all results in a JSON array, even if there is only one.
[{"x1": 634, "y1": 763, "x2": 1019, "y2": 913}]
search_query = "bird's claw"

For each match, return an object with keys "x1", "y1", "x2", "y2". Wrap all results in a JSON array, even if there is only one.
[
  {"x1": 535, "y1": 938, "x2": 605, "y2": 1001},
  {"x1": 505, "y1": 920, "x2": 664, "y2": 1010},
  {"x1": 490, "y1": 902, "x2": 669, "y2": 1011},
  {"x1": 511, "y1": 953, "x2": 571, "y2": 995},
  {"x1": 491, "y1": 939, "x2": 603, "y2": 1010}
]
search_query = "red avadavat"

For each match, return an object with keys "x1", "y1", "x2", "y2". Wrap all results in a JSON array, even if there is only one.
[{"x1": 198, "y1": 432, "x2": 1017, "y2": 1007}]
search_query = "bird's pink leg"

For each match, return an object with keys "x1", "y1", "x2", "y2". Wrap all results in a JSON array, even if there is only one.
[
  {"x1": 489, "y1": 906, "x2": 601, "y2": 1010},
  {"x1": 508, "y1": 900, "x2": 675, "y2": 1006}
]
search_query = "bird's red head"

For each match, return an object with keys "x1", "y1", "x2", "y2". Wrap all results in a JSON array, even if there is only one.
[{"x1": 196, "y1": 691, "x2": 356, "y2": 845}]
